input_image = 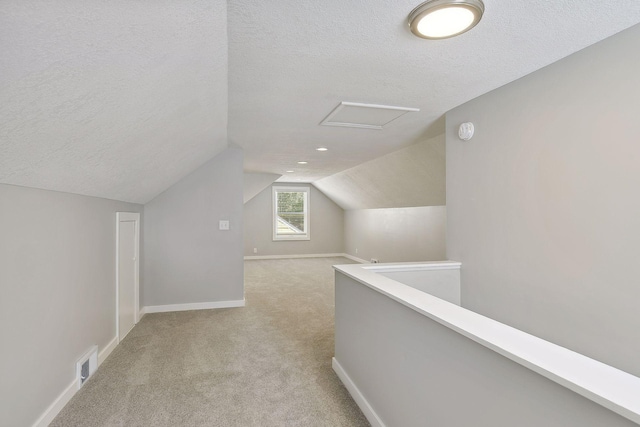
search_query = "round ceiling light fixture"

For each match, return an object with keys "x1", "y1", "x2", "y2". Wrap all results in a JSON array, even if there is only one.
[
  {"x1": 316, "y1": 147, "x2": 328, "y2": 152},
  {"x1": 408, "y1": 0, "x2": 484, "y2": 40}
]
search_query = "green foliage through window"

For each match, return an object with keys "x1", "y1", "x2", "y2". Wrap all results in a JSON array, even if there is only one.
[{"x1": 276, "y1": 191, "x2": 305, "y2": 233}]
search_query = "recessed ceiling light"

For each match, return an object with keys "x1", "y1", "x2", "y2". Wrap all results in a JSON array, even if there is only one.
[
  {"x1": 297, "y1": 161, "x2": 308, "y2": 164},
  {"x1": 286, "y1": 170, "x2": 294, "y2": 173},
  {"x1": 316, "y1": 147, "x2": 328, "y2": 151},
  {"x1": 408, "y1": 0, "x2": 484, "y2": 40}
]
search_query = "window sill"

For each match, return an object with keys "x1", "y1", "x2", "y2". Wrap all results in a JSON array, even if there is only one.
[{"x1": 272, "y1": 235, "x2": 311, "y2": 241}]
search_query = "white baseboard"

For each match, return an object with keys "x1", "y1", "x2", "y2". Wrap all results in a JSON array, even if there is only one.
[
  {"x1": 139, "y1": 306, "x2": 147, "y2": 318},
  {"x1": 244, "y1": 253, "x2": 368, "y2": 262},
  {"x1": 98, "y1": 336, "x2": 118, "y2": 366},
  {"x1": 341, "y1": 253, "x2": 368, "y2": 264},
  {"x1": 32, "y1": 336, "x2": 117, "y2": 427},
  {"x1": 244, "y1": 253, "x2": 346, "y2": 260},
  {"x1": 143, "y1": 299, "x2": 245, "y2": 314},
  {"x1": 332, "y1": 357, "x2": 385, "y2": 427},
  {"x1": 31, "y1": 379, "x2": 76, "y2": 427},
  {"x1": 31, "y1": 298, "x2": 242, "y2": 426}
]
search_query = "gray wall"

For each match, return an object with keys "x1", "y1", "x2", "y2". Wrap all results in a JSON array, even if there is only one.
[
  {"x1": 314, "y1": 134, "x2": 445, "y2": 210},
  {"x1": 335, "y1": 273, "x2": 637, "y2": 427},
  {"x1": 446, "y1": 23, "x2": 640, "y2": 376},
  {"x1": 143, "y1": 146, "x2": 244, "y2": 306},
  {"x1": 243, "y1": 171, "x2": 280, "y2": 203},
  {"x1": 344, "y1": 206, "x2": 446, "y2": 263},
  {"x1": 244, "y1": 183, "x2": 344, "y2": 256},
  {"x1": 0, "y1": 184, "x2": 142, "y2": 427}
]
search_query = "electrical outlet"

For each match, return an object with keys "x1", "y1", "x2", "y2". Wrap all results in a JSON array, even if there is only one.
[
  {"x1": 371, "y1": 258, "x2": 379, "y2": 263},
  {"x1": 253, "y1": 248, "x2": 257, "y2": 254},
  {"x1": 219, "y1": 220, "x2": 230, "y2": 230},
  {"x1": 355, "y1": 248, "x2": 358, "y2": 254}
]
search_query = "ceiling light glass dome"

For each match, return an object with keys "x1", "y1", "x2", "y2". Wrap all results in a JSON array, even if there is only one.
[{"x1": 408, "y1": 0, "x2": 484, "y2": 40}]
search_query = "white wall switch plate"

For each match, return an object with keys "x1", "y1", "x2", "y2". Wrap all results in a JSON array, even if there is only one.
[{"x1": 219, "y1": 220, "x2": 230, "y2": 230}]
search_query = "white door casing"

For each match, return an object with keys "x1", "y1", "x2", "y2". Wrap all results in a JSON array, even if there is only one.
[{"x1": 116, "y1": 212, "x2": 140, "y2": 342}]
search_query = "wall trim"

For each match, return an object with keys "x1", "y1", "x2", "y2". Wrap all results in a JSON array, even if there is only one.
[
  {"x1": 244, "y1": 253, "x2": 365, "y2": 261},
  {"x1": 341, "y1": 253, "x2": 368, "y2": 264},
  {"x1": 32, "y1": 337, "x2": 118, "y2": 427},
  {"x1": 32, "y1": 300, "x2": 243, "y2": 426},
  {"x1": 98, "y1": 336, "x2": 118, "y2": 366},
  {"x1": 31, "y1": 379, "x2": 76, "y2": 427},
  {"x1": 143, "y1": 299, "x2": 245, "y2": 314},
  {"x1": 332, "y1": 357, "x2": 385, "y2": 427},
  {"x1": 115, "y1": 211, "x2": 140, "y2": 344}
]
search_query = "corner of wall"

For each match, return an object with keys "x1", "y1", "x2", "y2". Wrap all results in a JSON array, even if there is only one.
[{"x1": 143, "y1": 147, "x2": 244, "y2": 307}]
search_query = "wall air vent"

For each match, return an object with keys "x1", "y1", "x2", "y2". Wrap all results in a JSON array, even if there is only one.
[
  {"x1": 320, "y1": 102, "x2": 420, "y2": 130},
  {"x1": 76, "y1": 345, "x2": 98, "y2": 389}
]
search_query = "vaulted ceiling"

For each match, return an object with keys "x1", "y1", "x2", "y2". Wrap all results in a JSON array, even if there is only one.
[
  {"x1": 1, "y1": 0, "x2": 229, "y2": 203},
  {"x1": 2, "y1": 1, "x2": 640, "y2": 203}
]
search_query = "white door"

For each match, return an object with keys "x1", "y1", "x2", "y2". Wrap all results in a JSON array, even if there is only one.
[{"x1": 117, "y1": 212, "x2": 140, "y2": 342}]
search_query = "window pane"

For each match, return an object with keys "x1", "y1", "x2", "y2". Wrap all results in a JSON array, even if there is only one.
[
  {"x1": 276, "y1": 191, "x2": 305, "y2": 234},
  {"x1": 272, "y1": 186, "x2": 310, "y2": 241}
]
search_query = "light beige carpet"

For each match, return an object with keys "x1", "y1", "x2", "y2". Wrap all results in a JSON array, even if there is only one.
[{"x1": 51, "y1": 257, "x2": 369, "y2": 426}]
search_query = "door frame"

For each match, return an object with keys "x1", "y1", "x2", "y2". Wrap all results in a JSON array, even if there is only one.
[{"x1": 116, "y1": 212, "x2": 140, "y2": 343}]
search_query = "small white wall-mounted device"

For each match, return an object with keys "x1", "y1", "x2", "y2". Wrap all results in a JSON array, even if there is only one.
[{"x1": 458, "y1": 122, "x2": 475, "y2": 141}]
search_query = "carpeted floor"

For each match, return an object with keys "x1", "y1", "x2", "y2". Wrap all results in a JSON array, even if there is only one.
[{"x1": 51, "y1": 257, "x2": 369, "y2": 426}]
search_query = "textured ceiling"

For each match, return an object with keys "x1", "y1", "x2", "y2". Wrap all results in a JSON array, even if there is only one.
[
  {"x1": 2, "y1": 1, "x2": 640, "y2": 203},
  {"x1": 314, "y1": 134, "x2": 445, "y2": 210},
  {"x1": 0, "y1": 0, "x2": 228, "y2": 203},
  {"x1": 229, "y1": 0, "x2": 640, "y2": 182},
  {"x1": 243, "y1": 171, "x2": 281, "y2": 204}
]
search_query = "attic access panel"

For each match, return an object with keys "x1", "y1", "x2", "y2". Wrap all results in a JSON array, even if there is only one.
[{"x1": 320, "y1": 102, "x2": 420, "y2": 130}]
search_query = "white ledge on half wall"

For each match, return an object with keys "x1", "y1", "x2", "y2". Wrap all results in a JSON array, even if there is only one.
[
  {"x1": 363, "y1": 260, "x2": 462, "y2": 272},
  {"x1": 333, "y1": 261, "x2": 640, "y2": 425},
  {"x1": 244, "y1": 253, "x2": 358, "y2": 262},
  {"x1": 244, "y1": 253, "x2": 368, "y2": 263}
]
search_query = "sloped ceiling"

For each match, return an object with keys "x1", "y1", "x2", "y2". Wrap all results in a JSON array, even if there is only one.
[
  {"x1": 228, "y1": 1, "x2": 640, "y2": 183},
  {"x1": 0, "y1": 0, "x2": 229, "y2": 203},
  {"x1": 2, "y1": 1, "x2": 640, "y2": 204},
  {"x1": 243, "y1": 171, "x2": 281, "y2": 203},
  {"x1": 314, "y1": 133, "x2": 445, "y2": 210}
]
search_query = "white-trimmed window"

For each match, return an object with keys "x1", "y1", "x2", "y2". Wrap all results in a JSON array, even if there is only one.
[{"x1": 272, "y1": 186, "x2": 310, "y2": 241}]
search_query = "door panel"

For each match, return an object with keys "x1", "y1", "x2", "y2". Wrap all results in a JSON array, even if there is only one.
[{"x1": 118, "y1": 220, "x2": 136, "y2": 340}]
